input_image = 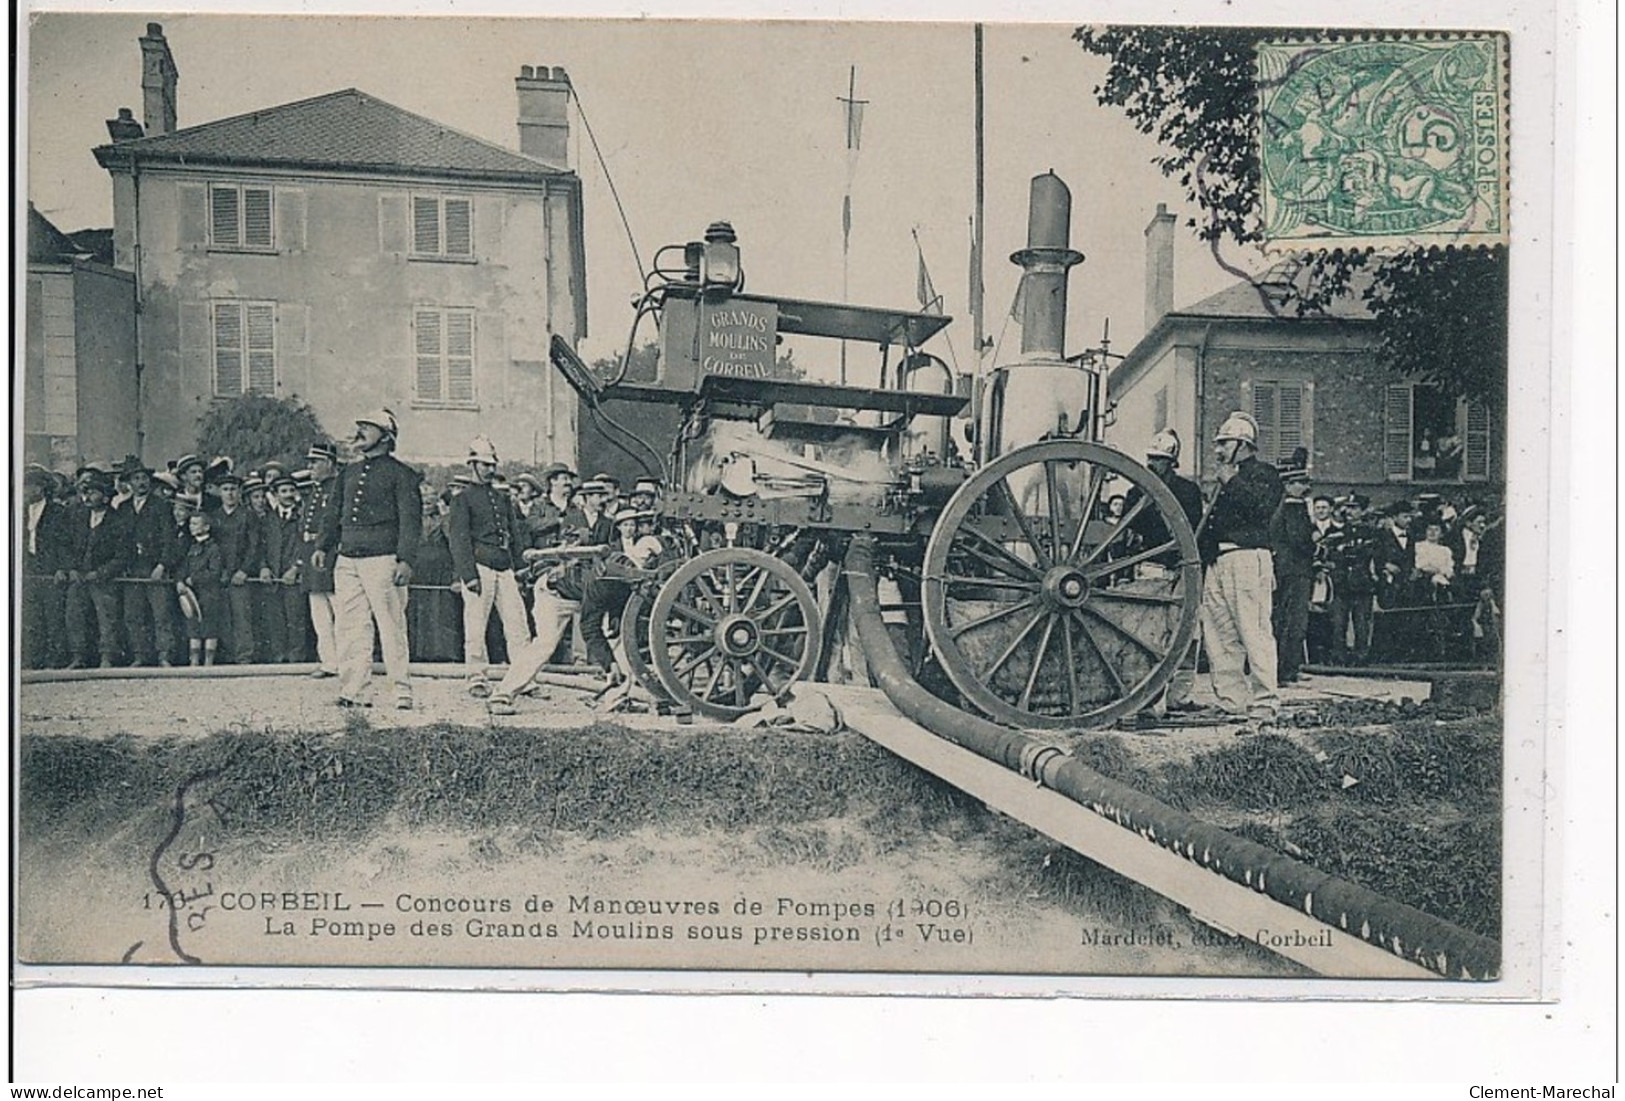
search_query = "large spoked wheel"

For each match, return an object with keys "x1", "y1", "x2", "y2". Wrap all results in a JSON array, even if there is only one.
[
  {"x1": 922, "y1": 439, "x2": 1201, "y2": 730},
  {"x1": 649, "y1": 547, "x2": 823, "y2": 720}
]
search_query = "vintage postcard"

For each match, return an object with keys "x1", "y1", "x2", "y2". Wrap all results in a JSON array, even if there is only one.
[{"x1": 14, "y1": 9, "x2": 1557, "y2": 1003}]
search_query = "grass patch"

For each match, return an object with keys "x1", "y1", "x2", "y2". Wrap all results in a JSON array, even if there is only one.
[{"x1": 19, "y1": 723, "x2": 960, "y2": 848}]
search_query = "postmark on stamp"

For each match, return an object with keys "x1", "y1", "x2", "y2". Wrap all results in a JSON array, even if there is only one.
[{"x1": 1257, "y1": 34, "x2": 1510, "y2": 250}]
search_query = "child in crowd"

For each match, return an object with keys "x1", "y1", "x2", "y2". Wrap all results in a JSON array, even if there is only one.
[{"x1": 179, "y1": 511, "x2": 224, "y2": 666}]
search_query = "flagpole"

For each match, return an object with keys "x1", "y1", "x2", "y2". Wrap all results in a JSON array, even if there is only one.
[
  {"x1": 970, "y1": 23, "x2": 987, "y2": 460},
  {"x1": 839, "y1": 65, "x2": 860, "y2": 384}
]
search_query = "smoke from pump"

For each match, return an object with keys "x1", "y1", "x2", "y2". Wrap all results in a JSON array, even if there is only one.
[{"x1": 686, "y1": 420, "x2": 895, "y2": 506}]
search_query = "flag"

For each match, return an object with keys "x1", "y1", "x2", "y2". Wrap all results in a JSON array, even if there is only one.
[
  {"x1": 914, "y1": 229, "x2": 942, "y2": 314},
  {"x1": 845, "y1": 99, "x2": 865, "y2": 151}
]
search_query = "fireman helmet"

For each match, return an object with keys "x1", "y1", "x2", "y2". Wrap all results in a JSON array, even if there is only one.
[
  {"x1": 356, "y1": 408, "x2": 399, "y2": 439},
  {"x1": 466, "y1": 435, "x2": 499, "y2": 466},
  {"x1": 1146, "y1": 429, "x2": 1181, "y2": 462},
  {"x1": 1214, "y1": 412, "x2": 1260, "y2": 446}
]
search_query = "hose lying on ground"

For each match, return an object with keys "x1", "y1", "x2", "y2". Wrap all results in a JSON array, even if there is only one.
[{"x1": 842, "y1": 535, "x2": 1500, "y2": 980}]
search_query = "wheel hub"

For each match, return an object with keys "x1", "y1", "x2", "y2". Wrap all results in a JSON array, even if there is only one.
[
  {"x1": 1041, "y1": 565, "x2": 1091, "y2": 610},
  {"x1": 716, "y1": 614, "x2": 761, "y2": 657}
]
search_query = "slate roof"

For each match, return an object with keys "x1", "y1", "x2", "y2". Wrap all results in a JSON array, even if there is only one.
[
  {"x1": 27, "y1": 204, "x2": 85, "y2": 264},
  {"x1": 1174, "y1": 264, "x2": 1375, "y2": 323},
  {"x1": 93, "y1": 88, "x2": 565, "y2": 182}
]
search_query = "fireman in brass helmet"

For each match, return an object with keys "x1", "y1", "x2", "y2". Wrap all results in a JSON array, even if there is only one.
[
  {"x1": 1200, "y1": 411, "x2": 1284, "y2": 733},
  {"x1": 1131, "y1": 428, "x2": 1206, "y2": 717}
]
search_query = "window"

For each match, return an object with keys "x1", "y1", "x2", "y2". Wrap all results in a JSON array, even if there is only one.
[
  {"x1": 414, "y1": 307, "x2": 476, "y2": 405},
  {"x1": 209, "y1": 184, "x2": 274, "y2": 250},
  {"x1": 411, "y1": 195, "x2": 474, "y2": 259},
  {"x1": 213, "y1": 301, "x2": 277, "y2": 397},
  {"x1": 1248, "y1": 379, "x2": 1311, "y2": 466},
  {"x1": 1383, "y1": 383, "x2": 1492, "y2": 482}
]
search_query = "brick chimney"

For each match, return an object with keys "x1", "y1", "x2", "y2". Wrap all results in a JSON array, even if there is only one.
[
  {"x1": 1144, "y1": 202, "x2": 1176, "y2": 330},
  {"x1": 516, "y1": 65, "x2": 572, "y2": 167},
  {"x1": 105, "y1": 106, "x2": 145, "y2": 143},
  {"x1": 140, "y1": 22, "x2": 178, "y2": 137}
]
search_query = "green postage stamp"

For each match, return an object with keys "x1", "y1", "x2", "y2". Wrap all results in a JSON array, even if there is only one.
[{"x1": 1258, "y1": 34, "x2": 1510, "y2": 249}]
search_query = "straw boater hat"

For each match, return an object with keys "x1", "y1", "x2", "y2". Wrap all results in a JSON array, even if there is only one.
[
  {"x1": 306, "y1": 441, "x2": 338, "y2": 463},
  {"x1": 1278, "y1": 447, "x2": 1311, "y2": 483},
  {"x1": 176, "y1": 582, "x2": 203, "y2": 625}
]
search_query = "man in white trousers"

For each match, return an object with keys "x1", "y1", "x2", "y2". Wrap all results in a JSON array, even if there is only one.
[
  {"x1": 447, "y1": 436, "x2": 532, "y2": 698},
  {"x1": 313, "y1": 410, "x2": 422, "y2": 710},
  {"x1": 1197, "y1": 411, "x2": 1284, "y2": 734},
  {"x1": 298, "y1": 441, "x2": 341, "y2": 677}
]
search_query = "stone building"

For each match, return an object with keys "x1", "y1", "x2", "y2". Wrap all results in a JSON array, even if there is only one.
[
  {"x1": 90, "y1": 24, "x2": 587, "y2": 466},
  {"x1": 23, "y1": 203, "x2": 139, "y2": 471},
  {"x1": 1106, "y1": 205, "x2": 1502, "y2": 502}
]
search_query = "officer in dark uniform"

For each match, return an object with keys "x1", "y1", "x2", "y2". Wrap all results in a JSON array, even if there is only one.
[{"x1": 314, "y1": 410, "x2": 422, "y2": 709}]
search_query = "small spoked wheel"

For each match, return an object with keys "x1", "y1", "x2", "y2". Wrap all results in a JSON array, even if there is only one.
[
  {"x1": 649, "y1": 547, "x2": 822, "y2": 720},
  {"x1": 921, "y1": 439, "x2": 1201, "y2": 729},
  {"x1": 619, "y1": 588, "x2": 664, "y2": 699}
]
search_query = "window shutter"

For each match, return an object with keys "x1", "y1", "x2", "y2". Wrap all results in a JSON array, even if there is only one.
[
  {"x1": 412, "y1": 197, "x2": 440, "y2": 255},
  {"x1": 444, "y1": 199, "x2": 473, "y2": 257},
  {"x1": 446, "y1": 311, "x2": 475, "y2": 403},
  {"x1": 1383, "y1": 384, "x2": 1413, "y2": 481},
  {"x1": 379, "y1": 193, "x2": 410, "y2": 255},
  {"x1": 177, "y1": 184, "x2": 208, "y2": 250},
  {"x1": 415, "y1": 310, "x2": 443, "y2": 402},
  {"x1": 243, "y1": 188, "x2": 273, "y2": 248},
  {"x1": 214, "y1": 303, "x2": 244, "y2": 397},
  {"x1": 1277, "y1": 381, "x2": 1304, "y2": 464},
  {"x1": 276, "y1": 188, "x2": 307, "y2": 253},
  {"x1": 210, "y1": 186, "x2": 240, "y2": 247},
  {"x1": 245, "y1": 304, "x2": 277, "y2": 394},
  {"x1": 1463, "y1": 400, "x2": 1491, "y2": 481},
  {"x1": 1250, "y1": 381, "x2": 1278, "y2": 464}
]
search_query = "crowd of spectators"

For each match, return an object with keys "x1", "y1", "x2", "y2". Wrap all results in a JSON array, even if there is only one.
[
  {"x1": 1298, "y1": 487, "x2": 1505, "y2": 667},
  {"x1": 20, "y1": 448, "x2": 660, "y2": 673}
]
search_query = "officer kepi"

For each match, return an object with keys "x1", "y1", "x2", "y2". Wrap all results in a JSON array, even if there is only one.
[
  {"x1": 314, "y1": 409, "x2": 422, "y2": 710},
  {"x1": 1198, "y1": 412, "x2": 1284, "y2": 734}
]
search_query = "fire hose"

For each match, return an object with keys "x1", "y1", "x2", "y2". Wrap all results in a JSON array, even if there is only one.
[{"x1": 842, "y1": 535, "x2": 1499, "y2": 979}]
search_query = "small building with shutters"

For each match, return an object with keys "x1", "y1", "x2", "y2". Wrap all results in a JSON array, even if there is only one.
[
  {"x1": 1104, "y1": 206, "x2": 1502, "y2": 504},
  {"x1": 90, "y1": 24, "x2": 587, "y2": 467}
]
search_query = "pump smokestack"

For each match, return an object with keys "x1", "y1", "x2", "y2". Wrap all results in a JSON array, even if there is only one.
[{"x1": 1010, "y1": 172, "x2": 1084, "y2": 360}]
